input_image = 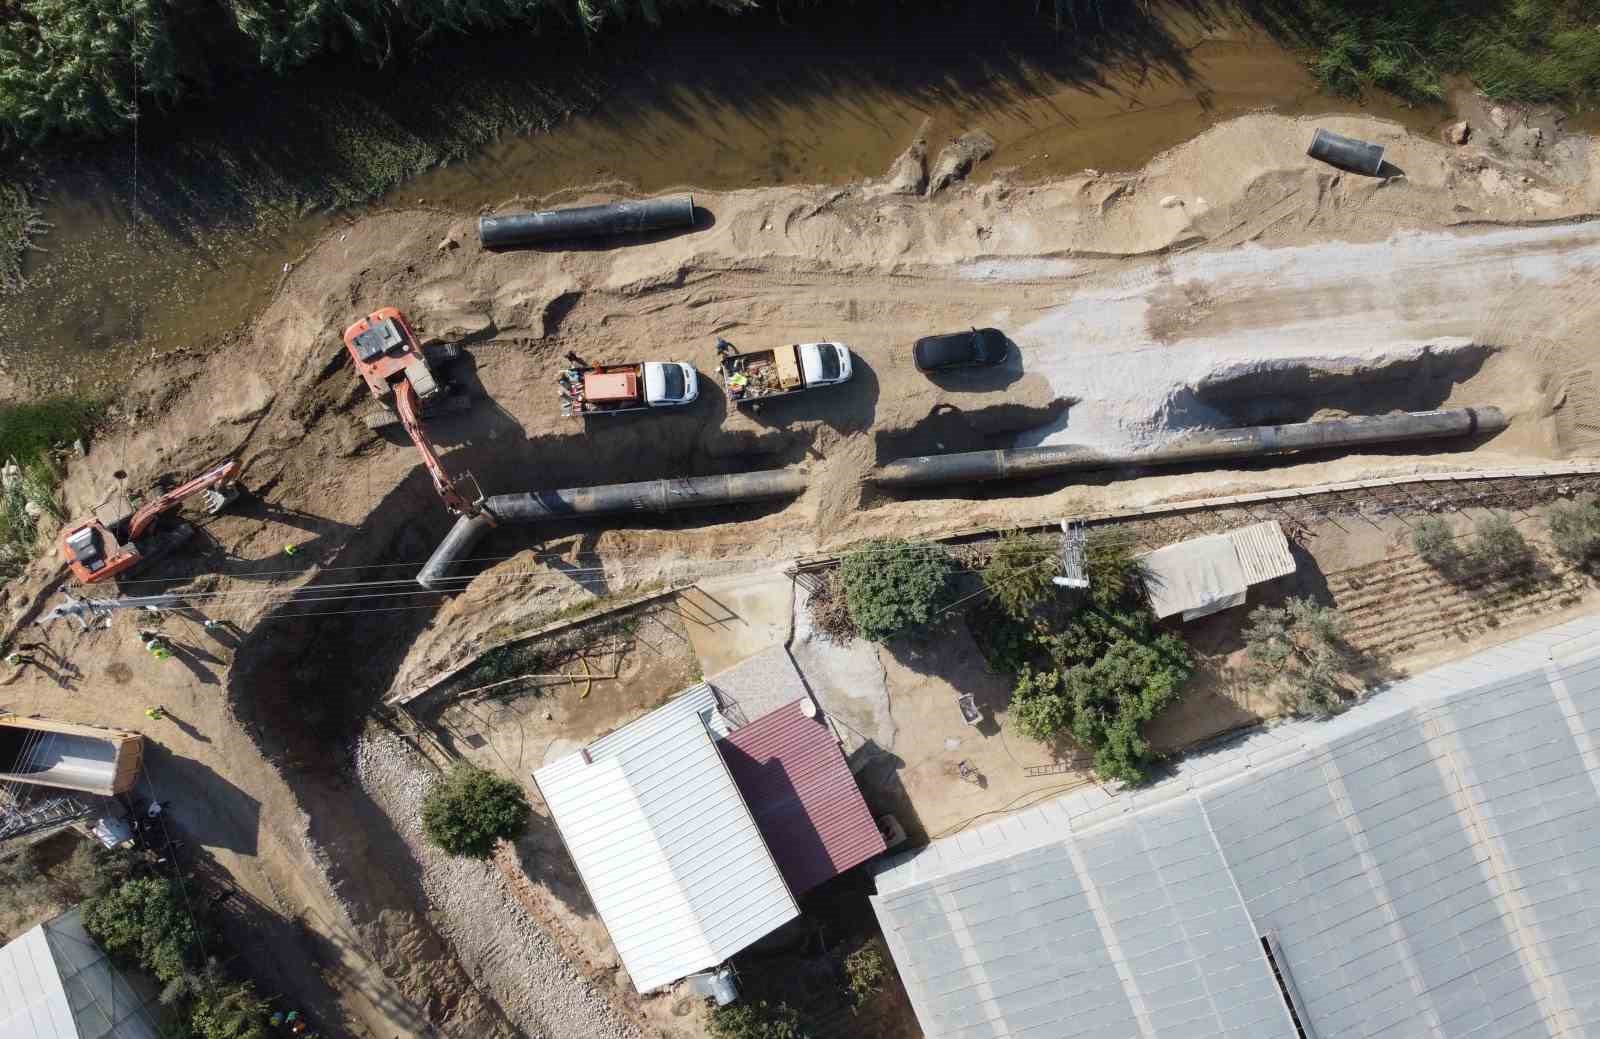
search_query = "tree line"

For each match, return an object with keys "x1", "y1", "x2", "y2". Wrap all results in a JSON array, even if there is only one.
[{"x1": 0, "y1": 0, "x2": 756, "y2": 143}]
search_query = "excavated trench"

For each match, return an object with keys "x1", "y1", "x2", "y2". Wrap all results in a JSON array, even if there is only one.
[{"x1": 1157, "y1": 345, "x2": 1498, "y2": 431}]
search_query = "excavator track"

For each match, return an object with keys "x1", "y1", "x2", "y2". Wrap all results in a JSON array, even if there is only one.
[{"x1": 123, "y1": 522, "x2": 197, "y2": 578}]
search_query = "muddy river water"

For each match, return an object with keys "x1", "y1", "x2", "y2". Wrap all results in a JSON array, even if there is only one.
[{"x1": 0, "y1": 9, "x2": 1442, "y2": 393}]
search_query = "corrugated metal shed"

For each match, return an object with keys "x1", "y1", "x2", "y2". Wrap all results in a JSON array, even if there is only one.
[
  {"x1": 718, "y1": 700, "x2": 887, "y2": 895},
  {"x1": 0, "y1": 908, "x2": 160, "y2": 1039},
  {"x1": 872, "y1": 613, "x2": 1600, "y2": 1039},
  {"x1": 0, "y1": 717, "x2": 143, "y2": 796},
  {"x1": 1141, "y1": 521, "x2": 1296, "y2": 620},
  {"x1": 534, "y1": 685, "x2": 798, "y2": 993}
]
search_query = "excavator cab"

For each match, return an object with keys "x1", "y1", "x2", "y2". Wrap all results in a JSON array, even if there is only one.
[{"x1": 60, "y1": 459, "x2": 243, "y2": 585}]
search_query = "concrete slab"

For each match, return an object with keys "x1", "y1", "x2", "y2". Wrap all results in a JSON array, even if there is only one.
[
  {"x1": 789, "y1": 580, "x2": 893, "y2": 758},
  {"x1": 707, "y1": 645, "x2": 809, "y2": 726},
  {"x1": 678, "y1": 570, "x2": 795, "y2": 677}
]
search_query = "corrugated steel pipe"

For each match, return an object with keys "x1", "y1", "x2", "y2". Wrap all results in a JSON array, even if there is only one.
[
  {"x1": 479, "y1": 195, "x2": 696, "y2": 249},
  {"x1": 872, "y1": 407, "x2": 1507, "y2": 489},
  {"x1": 417, "y1": 468, "x2": 808, "y2": 589}
]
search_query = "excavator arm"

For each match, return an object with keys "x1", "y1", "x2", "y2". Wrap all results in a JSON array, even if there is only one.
[
  {"x1": 395, "y1": 380, "x2": 490, "y2": 520},
  {"x1": 126, "y1": 459, "x2": 243, "y2": 541}
]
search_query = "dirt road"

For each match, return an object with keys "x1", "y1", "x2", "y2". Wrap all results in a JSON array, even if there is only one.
[{"x1": 3, "y1": 110, "x2": 1599, "y2": 1036}]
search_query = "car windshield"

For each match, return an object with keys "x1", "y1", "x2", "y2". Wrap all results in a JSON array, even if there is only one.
[
  {"x1": 660, "y1": 364, "x2": 686, "y2": 400},
  {"x1": 975, "y1": 330, "x2": 1003, "y2": 361},
  {"x1": 817, "y1": 346, "x2": 840, "y2": 381}
]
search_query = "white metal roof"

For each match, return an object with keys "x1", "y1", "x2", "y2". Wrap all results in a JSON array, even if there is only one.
[
  {"x1": 534, "y1": 684, "x2": 799, "y2": 992},
  {"x1": 0, "y1": 909, "x2": 160, "y2": 1039},
  {"x1": 873, "y1": 613, "x2": 1600, "y2": 1039},
  {"x1": 1140, "y1": 521, "x2": 1296, "y2": 620}
]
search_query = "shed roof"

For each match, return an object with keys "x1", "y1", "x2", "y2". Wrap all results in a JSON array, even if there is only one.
[
  {"x1": 1140, "y1": 521, "x2": 1296, "y2": 620},
  {"x1": 0, "y1": 908, "x2": 160, "y2": 1039},
  {"x1": 534, "y1": 685, "x2": 799, "y2": 993},
  {"x1": 872, "y1": 613, "x2": 1600, "y2": 1039},
  {"x1": 718, "y1": 700, "x2": 887, "y2": 895}
]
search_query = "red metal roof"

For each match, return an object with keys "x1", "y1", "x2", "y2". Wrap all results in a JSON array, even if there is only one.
[{"x1": 718, "y1": 700, "x2": 887, "y2": 896}]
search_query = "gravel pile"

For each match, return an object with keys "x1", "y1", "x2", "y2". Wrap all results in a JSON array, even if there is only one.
[{"x1": 353, "y1": 734, "x2": 641, "y2": 1039}]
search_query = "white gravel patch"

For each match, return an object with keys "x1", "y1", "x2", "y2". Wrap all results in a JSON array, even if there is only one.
[{"x1": 353, "y1": 734, "x2": 641, "y2": 1039}]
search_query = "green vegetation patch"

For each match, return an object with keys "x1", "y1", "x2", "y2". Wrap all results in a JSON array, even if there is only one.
[
  {"x1": 839, "y1": 538, "x2": 954, "y2": 644},
  {"x1": 421, "y1": 761, "x2": 531, "y2": 857},
  {"x1": 1251, "y1": 0, "x2": 1600, "y2": 105}
]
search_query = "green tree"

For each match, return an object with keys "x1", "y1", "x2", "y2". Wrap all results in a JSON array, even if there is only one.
[
  {"x1": 1411, "y1": 516, "x2": 1460, "y2": 571},
  {"x1": 839, "y1": 539, "x2": 953, "y2": 643},
  {"x1": 708, "y1": 1001, "x2": 808, "y2": 1039},
  {"x1": 1243, "y1": 597, "x2": 1356, "y2": 717},
  {"x1": 421, "y1": 762, "x2": 530, "y2": 858},
  {"x1": 1469, "y1": 512, "x2": 1533, "y2": 579},
  {"x1": 190, "y1": 975, "x2": 271, "y2": 1039},
  {"x1": 1546, "y1": 496, "x2": 1600, "y2": 565},
  {"x1": 1007, "y1": 608, "x2": 1191, "y2": 782},
  {"x1": 81, "y1": 876, "x2": 201, "y2": 983},
  {"x1": 1085, "y1": 534, "x2": 1143, "y2": 610},
  {"x1": 981, "y1": 532, "x2": 1058, "y2": 619}
]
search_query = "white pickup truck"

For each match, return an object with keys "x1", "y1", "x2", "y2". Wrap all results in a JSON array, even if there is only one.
[
  {"x1": 560, "y1": 361, "x2": 699, "y2": 417},
  {"x1": 717, "y1": 339, "x2": 853, "y2": 407}
]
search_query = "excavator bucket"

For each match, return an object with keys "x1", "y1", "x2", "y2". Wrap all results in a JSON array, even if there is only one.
[{"x1": 201, "y1": 484, "x2": 240, "y2": 515}]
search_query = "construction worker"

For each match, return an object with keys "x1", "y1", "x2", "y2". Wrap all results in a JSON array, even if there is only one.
[
  {"x1": 139, "y1": 630, "x2": 172, "y2": 661},
  {"x1": 144, "y1": 706, "x2": 166, "y2": 721},
  {"x1": 202, "y1": 618, "x2": 222, "y2": 632},
  {"x1": 6, "y1": 651, "x2": 32, "y2": 669},
  {"x1": 283, "y1": 543, "x2": 298, "y2": 557}
]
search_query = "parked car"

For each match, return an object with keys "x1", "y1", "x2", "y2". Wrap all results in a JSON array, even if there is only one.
[{"x1": 912, "y1": 327, "x2": 1009, "y2": 372}]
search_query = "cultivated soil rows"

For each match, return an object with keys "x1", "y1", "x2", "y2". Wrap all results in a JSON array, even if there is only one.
[{"x1": 1, "y1": 111, "x2": 1598, "y2": 1036}]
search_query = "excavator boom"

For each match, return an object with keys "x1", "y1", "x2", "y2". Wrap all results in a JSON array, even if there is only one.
[
  {"x1": 126, "y1": 459, "x2": 243, "y2": 541},
  {"x1": 395, "y1": 381, "x2": 485, "y2": 518}
]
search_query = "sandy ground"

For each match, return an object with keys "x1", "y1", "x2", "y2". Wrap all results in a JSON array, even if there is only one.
[{"x1": 3, "y1": 108, "x2": 1600, "y2": 1035}]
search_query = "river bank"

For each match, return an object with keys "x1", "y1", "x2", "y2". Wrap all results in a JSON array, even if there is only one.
[{"x1": 0, "y1": 3, "x2": 1448, "y2": 400}]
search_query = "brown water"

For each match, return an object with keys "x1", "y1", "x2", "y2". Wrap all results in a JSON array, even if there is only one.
[{"x1": 0, "y1": 9, "x2": 1441, "y2": 395}]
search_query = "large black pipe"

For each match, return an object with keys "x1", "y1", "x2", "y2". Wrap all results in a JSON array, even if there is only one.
[
  {"x1": 872, "y1": 408, "x2": 1506, "y2": 489},
  {"x1": 418, "y1": 469, "x2": 807, "y2": 589},
  {"x1": 479, "y1": 195, "x2": 696, "y2": 248},
  {"x1": 1307, "y1": 129, "x2": 1386, "y2": 176}
]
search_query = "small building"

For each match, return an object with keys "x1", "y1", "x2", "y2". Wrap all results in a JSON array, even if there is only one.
[
  {"x1": 534, "y1": 684, "x2": 885, "y2": 993},
  {"x1": 0, "y1": 716, "x2": 143, "y2": 797},
  {"x1": 718, "y1": 700, "x2": 886, "y2": 896},
  {"x1": 1139, "y1": 520, "x2": 1297, "y2": 621},
  {"x1": 0, "y1": 907, "x2": 163, "y2": 1039}
]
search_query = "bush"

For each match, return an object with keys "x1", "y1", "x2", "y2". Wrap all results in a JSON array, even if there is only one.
[
  {"x1": 708, "y1": 1001, "x2": 808, "y2": 1039},
  {"x1": 189, "y1": 976, "x2": 271, "y2": 1039},
  {"x1": 1007, "y1": 608, "x2": 1191, "y2": 782},
  {"x1": 421, "y1": 762, "x2": 530, "y2": 858},
  {"x1": 1469, "y1": 512, "x2": 1533, "y2": 579},
  {"x1": 1243, "y1": 597, "x2": 1356, "y2": 717},
  {"x1": 81, "y1": 876, "x2": 202, "y2": 984},
  {"x1": 842, "y1": 941, "x2": 887, "y2": 1009},
  {"x1": 839, "y1": 539, "x2": 953, "y2": 643},
  {"x1": 1547, "y1": 496, "x2": 1600, "y2": 565},
  {"x1": 1411, "y1": 516, "x2": 1460, "y2": 570},
  {"x1": 981, "y1": 532, "x2": 1059, "y2": 619}
]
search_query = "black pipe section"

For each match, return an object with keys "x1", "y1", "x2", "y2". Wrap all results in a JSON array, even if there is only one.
[
  {"x1": 872, "y1": 408, "x2": 1507, "y2": 489},
  {"x1": 1307, "y1": 129, "x2": 1386, "y2": 176},
  {"x1": 418, "y1": 469, "x2": 807, "y2": 589},
  {"x1": 479, "y1": 195, "x2": 696, "y2": 249}
]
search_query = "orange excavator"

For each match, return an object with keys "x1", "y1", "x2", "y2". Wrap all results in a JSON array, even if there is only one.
[
  {"x1": 61, "y1": 458, "x2": 243, "y2": 584},
  {"x1": 342, "y1": 307, "x2": 490, "y2": 519}
]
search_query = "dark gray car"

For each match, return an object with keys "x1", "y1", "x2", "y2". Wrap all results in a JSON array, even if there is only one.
[{"x1": 913, "y1": 327, "x2": 1009, "y2": 371}]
